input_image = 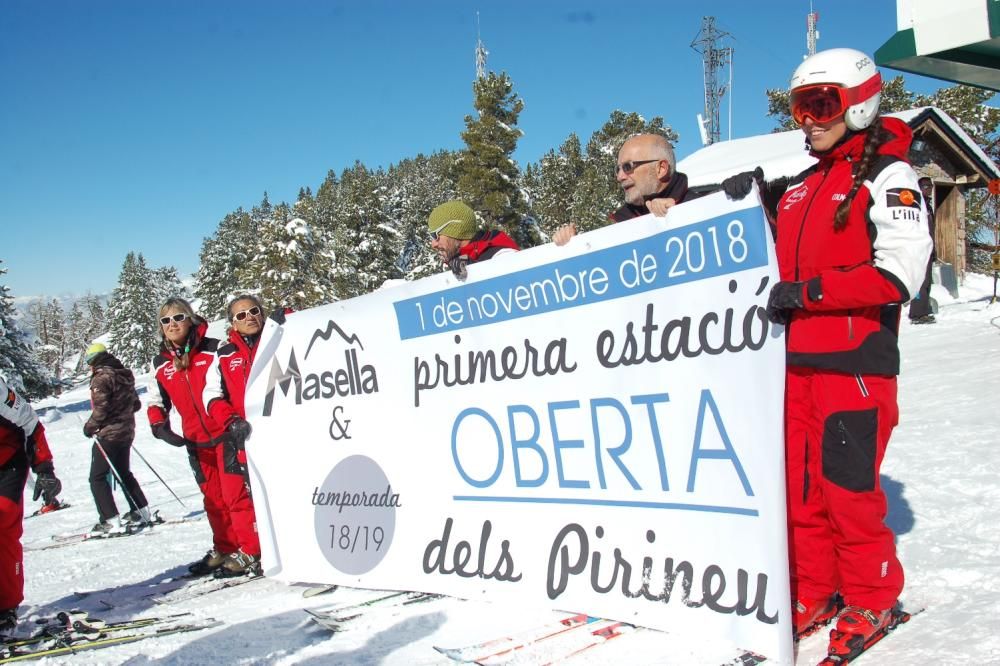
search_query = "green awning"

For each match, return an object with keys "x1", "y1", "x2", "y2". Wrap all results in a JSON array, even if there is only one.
[{"x1": 875, "y1": 0, "x2": 1000, "y2": 91}]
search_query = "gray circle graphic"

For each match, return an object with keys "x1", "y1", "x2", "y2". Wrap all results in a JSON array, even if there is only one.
[{"x1": 313, "y1": 454, "x2": 398, "y2": 575}]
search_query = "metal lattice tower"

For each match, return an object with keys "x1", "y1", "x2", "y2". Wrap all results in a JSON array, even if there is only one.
[
  {"x1": 475, "y1": 12, "x2": 489, "y2": 79},
  {"x1": 807, "y1": 4, "x2": 820, "y2": 56},
  {"x1": 691, "y1": 16, "x2": 734, "y2": 145}
]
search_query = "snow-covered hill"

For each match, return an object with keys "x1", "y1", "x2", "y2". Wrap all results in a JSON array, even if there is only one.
[{"x1": 18, "y1": 274, "x2": 1000, "y2": 664}]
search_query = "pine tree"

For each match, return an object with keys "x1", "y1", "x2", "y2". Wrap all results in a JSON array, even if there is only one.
[
  {"x1": 29, "y1": 298, "x2": 68, "y2": 389},
  {"x1": 456, "y1": 71, "x2": 533, "y2": 247},
  {"x1": 0, "y1": 259, "x2": 49, "y2": 398},
  {"x1": 107, "y1": 252, "x2": 159, "y2": 370},
  {"x1": 151, "y1": 265, "x2": 186, "y2": 305},
  {"x1": 194, "y1": 207, "x2": 258, "y2": 320},
  {"x1": 391, "y1": 151, "x2": 461, "y2": 281},
  {"x1": 240, "y1": 202, "x2": 329, "y2": 309}
]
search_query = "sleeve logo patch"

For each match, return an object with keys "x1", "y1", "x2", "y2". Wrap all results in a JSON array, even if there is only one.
[
  {"x1": 4, "y1": 390, "x2": 15, "y2": 408},
  {"x1": 887, "y1": 188, "x2": 920, "y2": 209}
]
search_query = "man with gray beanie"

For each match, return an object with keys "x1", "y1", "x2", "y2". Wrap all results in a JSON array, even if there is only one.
[{"x1": 427, "y1": 200, "x2": 519, "y2": 278}]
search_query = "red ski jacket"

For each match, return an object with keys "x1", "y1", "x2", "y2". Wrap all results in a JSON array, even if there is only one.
[
  {"x1": 776, "y1": 117, "x2": 932, "y2": 376},
  {"x1": 147, "y1": 321, "x2": 231, "y2": 445},
  {"x1": 0, "y1": 376, "x2": 54, "y2": 470},
  {"x1": 203, "y1": 327, "x2": 258, "y2": 424},
  {"x1": 458, "y1": 230, "x2": 520, "y2": 263}
]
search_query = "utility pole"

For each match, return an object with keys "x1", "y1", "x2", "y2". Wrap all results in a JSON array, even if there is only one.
[
  {"x1": 691, "y1": 16, "x2": 734, "y2": 145},
  {"x1": 475, "y1": 12, "x2": 489, "y2": 79}
]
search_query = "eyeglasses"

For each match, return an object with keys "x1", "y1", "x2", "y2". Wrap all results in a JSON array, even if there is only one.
[
  {"x1": 233, "y1": 306, "x2": 262, "y2": 322},
  {"x1": 159, "y1": 313, "x2": 189, "y2": 326},
  {"x1": 615, "y1": 159, "x2": 659, "y2": 175},
  {"x1": 429, "y1": 220, "x2": 456, "y2": 241},
  {"x1": 790, "y1": 73, "x2": 882, "y2": 125}
]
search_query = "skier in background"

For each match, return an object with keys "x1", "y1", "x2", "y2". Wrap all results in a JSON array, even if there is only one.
[
  {"x1": 82, "y1": 342, "x2": 152, "y2": 532},
  {"x1": 0, "y1": 375, "x2": 61, "y2": 634}
]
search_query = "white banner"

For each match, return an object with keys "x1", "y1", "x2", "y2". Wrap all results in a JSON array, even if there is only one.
[{"x1": 245, "y1": 189, "x2": 792, "y2": 663}]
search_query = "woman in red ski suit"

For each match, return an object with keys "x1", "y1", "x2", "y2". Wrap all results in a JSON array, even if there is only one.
[
  {"x1": 0, "y1": 376, "x2": 61, "y2": 631},
  {"x1": 724, "y1": 48, "x2": 932, "y2": 655},
  {"x1": 147, "y1": 297, "x2": 259, "y2": 577}
]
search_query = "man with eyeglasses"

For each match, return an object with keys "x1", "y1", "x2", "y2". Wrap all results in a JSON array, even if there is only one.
[
  {"x1": 427, "y1": 200, "x2": 519, "y2": 278},
  {"x1": 553, "y1": 133, "x2": 693, "y2": 245},
  {"x1": 204, "y1": 296, "x2": 265, "y2": 473}
]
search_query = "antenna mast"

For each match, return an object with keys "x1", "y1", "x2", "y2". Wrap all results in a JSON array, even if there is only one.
[
  {"x1": 691, "y1": 16, "x2": 734, "y2": 145},
  {"x1": 475, "y1": 12, "x2": 489, "y2": 79},
  {"x1": 806, "y1": 3, "x2": 820, "y2": 56}
]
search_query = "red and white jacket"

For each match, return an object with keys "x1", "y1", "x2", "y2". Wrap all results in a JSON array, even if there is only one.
[
  {"x1": 147, "y1": 322, "x2": 234, "y2": 445},
  {"x1": 0, "y1": 375, "x2": 54, "y2": 470},
  {"x1": 203, "y1": 328, "x2": 258, "y2": 423},
  {"x1": 776, "y1": 117, "x2": 932, "y2": 376}
]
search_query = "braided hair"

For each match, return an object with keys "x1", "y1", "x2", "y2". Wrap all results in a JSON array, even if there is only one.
[{"x1": 832, "y1": 118, "x2": 893, "y2": 231}]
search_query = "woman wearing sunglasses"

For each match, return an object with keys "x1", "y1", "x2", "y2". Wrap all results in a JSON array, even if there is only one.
[
  {"x1": 147, "y1": 297, "x2": 259, "y2": 578},
  {"x1": 724, "y1": 48, "x2": 931, "y2": 658}
]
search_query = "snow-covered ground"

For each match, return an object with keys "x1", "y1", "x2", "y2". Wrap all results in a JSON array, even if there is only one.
[{"x1": 19, "y1": 273, "x2": 1000, "y2": 664}]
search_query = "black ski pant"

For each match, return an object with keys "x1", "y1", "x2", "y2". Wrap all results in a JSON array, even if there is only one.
[{"x1": 90, "y1": 438, "x2": 147, "y2": 522}]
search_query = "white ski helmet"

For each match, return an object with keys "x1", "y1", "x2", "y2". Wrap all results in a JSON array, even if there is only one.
[{"x1": 789, "y1": 48, "x2": 882, "y2": 131}]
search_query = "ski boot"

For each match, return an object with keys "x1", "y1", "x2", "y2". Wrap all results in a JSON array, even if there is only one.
[
  {"x1": 188, "y1": 549, "x2": 227, "y2": 576},
  {"x1": 794, "y1": 595, "x2": 841, "y2": 640},
  {"x1": 827, "y1": 606, "x2": 894, "y2": 658}
]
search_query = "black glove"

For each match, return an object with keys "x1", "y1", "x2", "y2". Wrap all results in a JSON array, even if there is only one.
[
  {"x1": 32, "y1": 464, "x2": 61, "y2": 504},
  {"x1": 766, "y1": 278, "x2": 822, "y2": 325},
  {"x1": 447, "y1": 255, "x2": 469, "y2": 280},
  {"x1": 82, "y1": 421, "x2": 97, "y2": 438},
  {"x1": 151, "y1": 423, "x2": 190, "y2": 448},
  {"x1": 226, "y1": 418, "x2": 252, "y2": 450},
  {"x1": 722, "y1": 166, "x2": 765, "y2": 200}
]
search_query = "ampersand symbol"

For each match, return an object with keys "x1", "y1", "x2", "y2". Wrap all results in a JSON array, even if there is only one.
[{"x1": 329, "y1": 405, "x2": 352, "y2": 441}]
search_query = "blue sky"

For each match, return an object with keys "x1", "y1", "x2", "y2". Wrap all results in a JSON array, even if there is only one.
[{"x1": 1, "y1": 0, "x2": 948, "y2": 299}]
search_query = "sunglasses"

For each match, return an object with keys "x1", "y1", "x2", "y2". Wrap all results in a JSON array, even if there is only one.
[
  {"x1": 159, "y1": 313, "x2": 189, "y2": 326},
  {"x1": 429, "y1": 220, "x2": 456, "y2": 241},
  {"x1": 615, "y1": 159, "x2": 659, "y2": 176},
  {"x1": 233, "y1": 306, "x2": 262, "y2": 321},
  {"x1": 790, "y1": 73, "x2": 882, "y2": 125}
]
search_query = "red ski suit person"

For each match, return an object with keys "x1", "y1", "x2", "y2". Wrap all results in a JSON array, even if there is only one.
[
  {"x1": 0, "y1": 377, "x2": 57, "y2": 613},
  {"x1": 147, "y1": 321, "x2": 259, "y2": 559},
  {"x1": 775, "y1": 116, "x2": 931, "y2": 612},
  {"x1": 203, "y1": 326, "x2": 259, "y2": 474}
]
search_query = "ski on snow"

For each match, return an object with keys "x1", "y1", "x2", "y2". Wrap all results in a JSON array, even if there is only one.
[
  {"x1": 434, "y1": 613, "x2": 599, "y2": 663},
  {"x1": 437, "y1": 614, "x2": 768, "y2": 665},
  {"x1": 0, "y1": 610, "x2": 219, "y2": 662},
  {"x1": 29, "y1": 511, "x2": 202, "y2": 552},
  {"x1": 149, "y1": 572, "x2": 263, "y2": 605},
  {"x1": 815, "y1": 607, "x2": 921, "y2": 665},
  {"x1": 306, "y1": 591, "x2": 442, "y2": 631}
]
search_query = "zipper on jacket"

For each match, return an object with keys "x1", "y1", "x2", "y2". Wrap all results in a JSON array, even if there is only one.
[
  {"x1": 837, "y1": 419, "x2": 848, "y2": 447},
  {"x1": 183, "y1": 370, "x2": 216, "y2": 444},
  {"x1": 847, "y1": 313, "x2": 854, "y2": 340},
  {"x1": 792, "y1": 169, "x2": 832, "y2": 281},
  {"x1": 803, "y1": 437, "x2": 810, "y2": 504}
]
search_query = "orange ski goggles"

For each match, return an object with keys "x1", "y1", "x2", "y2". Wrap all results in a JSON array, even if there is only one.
[{"x1": 790, "y1": 73, "x2": 882, "y2": 125}]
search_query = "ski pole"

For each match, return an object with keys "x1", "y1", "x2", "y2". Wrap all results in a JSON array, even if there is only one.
[
  {"x1": 130, "y1": 443, "x2": 188, "y2": 509},
  {"x1": 93, "y1": 438, "x2": 141, "y2": 513}
]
